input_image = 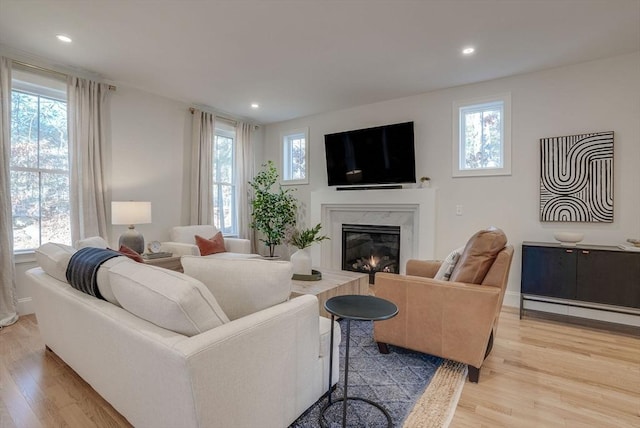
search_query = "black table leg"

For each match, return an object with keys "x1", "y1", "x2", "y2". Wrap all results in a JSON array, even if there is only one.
[
  {"x1": 327, "y1": 314, "x2": 335, "y2": 405},
  {"x1": 342, "y1": 319, "x2": 351, "y2": 427}
]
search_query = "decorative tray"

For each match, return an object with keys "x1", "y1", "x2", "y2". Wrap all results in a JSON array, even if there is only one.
[
  {"x1": 292, "y1": 270, "x2": 322, "y2": 281},
  {"x1": 142, "y1": 252, "x2": 173, "y2": 259}
]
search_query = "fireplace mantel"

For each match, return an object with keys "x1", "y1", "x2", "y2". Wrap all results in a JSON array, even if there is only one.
[{"x1": 310, "y1": 188, "x2": 437, "y2": 273}]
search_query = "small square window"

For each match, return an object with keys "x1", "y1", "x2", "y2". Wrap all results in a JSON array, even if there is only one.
[
  {"x1": 282, "y1": 127, "x2": 309, "y2": 185},
  {"x1": 452, "y1": 93, "x2": 511, "y2": 177}
]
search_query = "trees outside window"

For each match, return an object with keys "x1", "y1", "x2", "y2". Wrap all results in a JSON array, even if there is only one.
[
  {"x1": 453, "y1": 94, "x2": 511, "y2": 177},
  {"x1": 10, "y1": 74, "x2": 69, "y2": 251},
  {"x1": 282, "y1": 128, "x2": 308, "y2": 185},
  {"x1": 212, "y1": 126, "x2": 237, "y2": 236}
]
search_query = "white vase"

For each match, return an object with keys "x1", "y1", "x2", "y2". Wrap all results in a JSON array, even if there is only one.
[{"x1": 291, "y1": 248, "x2": 312, "y2": 276}]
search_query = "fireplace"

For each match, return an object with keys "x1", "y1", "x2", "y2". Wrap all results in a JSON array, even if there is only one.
[{"x1": 342, "y1": 224, "x2": 400, "y2": 283}]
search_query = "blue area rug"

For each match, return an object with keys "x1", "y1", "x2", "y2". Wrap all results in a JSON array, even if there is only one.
[{"x1": 290, "y1": 319, "x2": 443, "y2": 428}]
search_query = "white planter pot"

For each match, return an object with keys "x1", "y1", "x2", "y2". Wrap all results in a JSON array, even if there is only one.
[{"x1": 291, "y1": 248, "x2": 312, "y2": 276}]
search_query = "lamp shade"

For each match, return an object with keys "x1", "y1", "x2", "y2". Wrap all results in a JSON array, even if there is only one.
[{"x1": 111, "y1": 201, "x2": 152, "y2": 225}]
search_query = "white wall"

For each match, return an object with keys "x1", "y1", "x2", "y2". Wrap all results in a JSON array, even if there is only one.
[
  {"x1": 108, "y1": 86, "x2": 192, "y2": 246},
  {"x1": 262, "y1": 52, "x2": 640, "y2": 307}
]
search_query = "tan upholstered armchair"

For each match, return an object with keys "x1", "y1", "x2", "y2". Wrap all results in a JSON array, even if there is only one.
[{"x1": 372, "y1": 228, "x2": 514, "y2": 382}]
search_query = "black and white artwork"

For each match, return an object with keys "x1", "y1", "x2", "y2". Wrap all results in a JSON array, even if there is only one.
[{"x1": 540, "y1": 131, "x2": 613, "y2": 222}]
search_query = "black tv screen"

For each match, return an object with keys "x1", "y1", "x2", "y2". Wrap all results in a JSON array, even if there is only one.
[{"x1": 324, "y1": 121, "x2": 416, "y2": 187}]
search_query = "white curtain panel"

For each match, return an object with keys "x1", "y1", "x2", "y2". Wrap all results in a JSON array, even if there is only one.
[
  {"x1": 0, "y1": 56, "x2": 18, "y2": 327},
  {"x1": 190, "y1": 109, "x2": 214, "y2": 225},
  {"x1": 67, "y1": 76, "x2": 110, "y2": 243},
  {"x1": 236, "y1": 121, "x2": 254, "y2": 241}
]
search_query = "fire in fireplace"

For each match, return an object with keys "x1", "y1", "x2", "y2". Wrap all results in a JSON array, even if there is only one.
[{"x1": 342, "y1": 224, "x2": 400, "y2": 283}]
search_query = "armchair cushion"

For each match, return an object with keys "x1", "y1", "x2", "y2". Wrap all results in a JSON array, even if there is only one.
[
  {"x1": 170, "y1": 225, "x2": 219, "y2": 244},
  {"x1": 165, "y1": 225, "x2": 252, "y2": 256},
  {"x1": 449, "y1": 228, "x2": 507, "y2": 284},
  {"x1": 195, "y1": 232, "x2": 226, "y2": 256}
]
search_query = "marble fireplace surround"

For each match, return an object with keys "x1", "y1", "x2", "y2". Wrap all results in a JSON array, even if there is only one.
[{"x1": 310, "y1": 188, "x2": 437, "y2": 274}]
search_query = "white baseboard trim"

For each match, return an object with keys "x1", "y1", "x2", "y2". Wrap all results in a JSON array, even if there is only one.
[
  {"x1": 17, "y1": 297, "x2": 35, "y2": 315},
  {"x1": 502, "y1": 290, "x2": 520, "y2": 309}
]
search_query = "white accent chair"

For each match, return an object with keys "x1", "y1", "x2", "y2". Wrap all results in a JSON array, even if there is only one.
[{"x1": 161, "y1": 225, "x2": 258, "y2": 258}]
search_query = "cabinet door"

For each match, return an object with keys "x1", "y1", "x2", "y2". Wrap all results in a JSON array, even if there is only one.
[
  {"x1": 521, "y1": 245, "x2": 577, "y2": 299},
  {"x1": 576, "y1": 250, "x2": 640, "y2": 309}
]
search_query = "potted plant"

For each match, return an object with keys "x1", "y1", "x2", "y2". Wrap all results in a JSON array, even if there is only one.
[
  {"x1": 286, "y1": 223, "x2": 329, "y2": 276},
  {"x1": 249, "y1": 161, "x2": 297, "y2": 258},
  {"x1": 419, "y1": 176, "x2": 431, "y2": 188}
]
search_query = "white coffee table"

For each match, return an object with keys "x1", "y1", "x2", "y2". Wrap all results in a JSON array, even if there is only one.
[{"x1": 290, "y1": 268, "x2": 369, "y2": 318}]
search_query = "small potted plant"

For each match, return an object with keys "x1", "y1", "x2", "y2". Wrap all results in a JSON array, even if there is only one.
[
  {"x1": 419, "y1": 176, "x2": 431, "y2": 188},
  {"x1": 287, "y1": 223, "x2": 329, "y2": 276}
]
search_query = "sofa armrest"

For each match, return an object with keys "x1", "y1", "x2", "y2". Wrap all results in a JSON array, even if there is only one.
[
  {"x1": 406, "y1": 259, "x2": 442, "y2": 278},
  {"x1": 372, "y1": 272, "x2": 500, "y2": 368},
  {"x1": 224, "y1": 237, "x2": 251, "y2": 254},
  {"x1": 160, "y1": 242, "x2": 200, "y2": 256},
  {"x1": 174, "y1": 294, "x2": 337, "y2": 427}
]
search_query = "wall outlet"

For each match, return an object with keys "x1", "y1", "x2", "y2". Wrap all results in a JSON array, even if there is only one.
[{"x1": 456, "y1": 205, "x2": 463, "y2": 216}]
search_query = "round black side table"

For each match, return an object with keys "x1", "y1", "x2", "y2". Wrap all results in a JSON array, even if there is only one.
[{"x1": 320, "y1": 295, "x2": 399, "y2": 428}]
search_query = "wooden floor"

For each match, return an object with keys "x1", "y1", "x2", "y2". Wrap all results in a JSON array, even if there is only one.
[
  {"x1": 1, "y1": 310, "x2": 638, "y2": 427},
  {"x1": 451, "y1": 308, "x2": 640, "y2": 428}
]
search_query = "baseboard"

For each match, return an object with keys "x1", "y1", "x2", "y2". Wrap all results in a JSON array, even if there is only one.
[
  {"x1": 17, "y1": 297, "x2": 35, "y2": 315},
  {"x1": 502, "y1": 290, "x2": 520, "y2": 309}
]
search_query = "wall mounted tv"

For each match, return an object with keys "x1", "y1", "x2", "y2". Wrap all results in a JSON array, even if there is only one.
[{"x1": 324, "y1": 121, "x2": 416, "y2": 187}]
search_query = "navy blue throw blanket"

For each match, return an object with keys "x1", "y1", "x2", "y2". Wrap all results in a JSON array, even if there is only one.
[{"x1": 66, "y1": 247, "x2": 122, "y2": 300}]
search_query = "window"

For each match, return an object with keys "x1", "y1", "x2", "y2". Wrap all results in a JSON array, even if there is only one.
[
  {"x1": 452, "y1": 93, "x2": 511, "y2": 177},
  {"x1": 281, "y1": 128, "x2": 308, "y2": 184},
  {"x1": 212, "y1": 122, "x2": 237, "y2": 236},
  {"x1": 10, "y1": 70, "x2": 70, "y2": 251}
]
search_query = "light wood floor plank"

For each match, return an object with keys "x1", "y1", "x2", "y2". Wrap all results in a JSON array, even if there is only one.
[{"x1": 451, "y1": 309, "x2": 640, "y2": 428}]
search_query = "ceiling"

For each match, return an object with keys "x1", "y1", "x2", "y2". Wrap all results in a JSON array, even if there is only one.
[{"x1": 0, "y1": 1, "x2": 638, "y2": 124}]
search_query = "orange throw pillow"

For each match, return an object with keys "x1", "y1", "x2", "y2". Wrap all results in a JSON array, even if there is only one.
[
  {"x1": 118, "y1": 244, "x2": 144, "y2": 263},
  {"x1": 195, "y1": 232, "x2": 227, "y2": 256}
]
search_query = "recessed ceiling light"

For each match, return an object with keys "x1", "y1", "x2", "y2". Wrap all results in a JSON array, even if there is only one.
[
  {"x1": 251, "y1": 103, "x2": 259, "y2": 109},
  {"x1": 462, "y1": 47, "x2": 475, "y2": 55},
  {"x1": 56, "y1": 34, "x2": 72, "y2": 43}
]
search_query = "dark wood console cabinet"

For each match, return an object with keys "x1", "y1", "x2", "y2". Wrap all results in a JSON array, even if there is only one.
[{"x1": 521, "y1": 242, "x2": 640, "y2": 318}]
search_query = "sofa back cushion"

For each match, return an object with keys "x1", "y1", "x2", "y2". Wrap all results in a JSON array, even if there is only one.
[
  {"x1": 35, "y1": 242, "x2": 76, "y2": 283},
  {"x1": 170, "y1": 225, "x2": 219, "y2": 244},
  {"x1": 449, "y1": 228, "x2": 507, "y2": 284},
  {"x1": 75, "y1": 236, "x2": 109, "y2": 249},
  {"x1": 109, "y1": 262, "x2": 229, "y2": 336},
  {"x1": 181, "y1": 256, "x2": 293, "y2": 321}
]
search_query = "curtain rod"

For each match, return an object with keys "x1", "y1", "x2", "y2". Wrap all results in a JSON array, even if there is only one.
[
  {"x1": 188, "y1": 107, "x2": 237, "y2": 124},
  {"x1": 12, "y1": 60, "x2": 116, "y2": 91}
]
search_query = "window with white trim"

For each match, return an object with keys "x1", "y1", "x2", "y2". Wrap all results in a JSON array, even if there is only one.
[
  {"x1": 212, "y1": 122, "x2": 238, "y2": 236},
  {"x1": 10, "y1": 69, "x2": 70, "y2": 251},
  {"x1": 453, "y1": 93, "x2": 511, "y2": 177},
  {"x1": 281, "y1": 127, "x2": 308, "y2": 184}
]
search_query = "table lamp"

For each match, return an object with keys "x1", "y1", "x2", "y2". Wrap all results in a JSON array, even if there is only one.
[{"x1": 111, "y1": 201, "x2": 152, "y2": 254}]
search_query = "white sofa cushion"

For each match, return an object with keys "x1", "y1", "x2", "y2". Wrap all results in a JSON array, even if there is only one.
[
  {"x1": 35, "y1": 242, "x2": 76, "y2": 283},
  {"x1": 75, "y1": 236, "x2": 109, "y2": 249},
  {"x1": 109, "y1": 262, "x2": 229, "y2": 336},
  {"x1": 181, "y1": 256, "x2": 293, "y2": 321},
  {"x1": 95, "y1": 256, "x2": 134, "y2": 306}
]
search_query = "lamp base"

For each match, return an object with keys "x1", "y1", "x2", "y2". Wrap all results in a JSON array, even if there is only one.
[{"x1": 119, "y1": 226, "x2": 144, "y2": 254}]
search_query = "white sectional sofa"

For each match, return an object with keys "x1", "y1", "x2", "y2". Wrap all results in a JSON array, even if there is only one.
[{"x1": 26, "y1": 242, "x2": 340, "y2": 428}]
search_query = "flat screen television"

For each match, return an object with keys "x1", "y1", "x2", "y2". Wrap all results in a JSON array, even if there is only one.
[{"x1": 324, "y1": 121, "x2": 416, "y2": 187}]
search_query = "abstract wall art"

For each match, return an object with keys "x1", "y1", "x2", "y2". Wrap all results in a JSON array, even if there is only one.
[{"x1": 540, "y1": 131, "x2": 613, "y2": 222}]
